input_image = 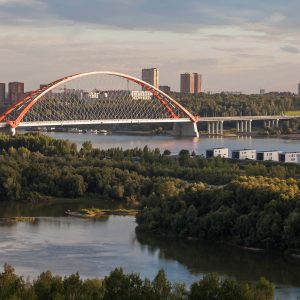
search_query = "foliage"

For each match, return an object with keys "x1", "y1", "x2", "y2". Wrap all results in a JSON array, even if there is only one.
[
  {"x1": 137, "y1": 176, "x2": 300, "y2": 251},
  {"x1": 0, "y1": 264, "x2": 274, "y2": 300}
]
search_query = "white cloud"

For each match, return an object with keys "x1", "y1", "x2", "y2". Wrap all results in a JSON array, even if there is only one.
[{"x1": 0, "y1": 0, "x2": 40, "y2": 6}]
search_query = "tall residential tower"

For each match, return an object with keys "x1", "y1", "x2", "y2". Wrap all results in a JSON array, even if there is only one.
[
  {"x1": 8, "y1": 82, "x2": 24, "y2": 105},
  {"x1": 180, "y1": 73, "x2": 202, "y2": 94},
  {"x1": 0, "y1": 83, "x2": 5, "y2": 105},
  {"x1": 142, "y1": 68, "x2": 159, "y2": 88}
]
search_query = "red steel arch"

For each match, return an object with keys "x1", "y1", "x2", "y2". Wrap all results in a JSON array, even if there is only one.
[{"x1": 0, "y1": 71, "x2": 197, "y2": 128}]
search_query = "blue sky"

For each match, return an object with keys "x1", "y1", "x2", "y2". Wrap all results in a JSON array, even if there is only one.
[{"x1": 1, "y1": 0, "x2": 300, "y2": 93}]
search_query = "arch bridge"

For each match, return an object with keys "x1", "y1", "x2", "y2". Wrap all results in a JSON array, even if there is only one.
[{"x1": 0, "y1": 71, "x2": 199, "y2": 137}]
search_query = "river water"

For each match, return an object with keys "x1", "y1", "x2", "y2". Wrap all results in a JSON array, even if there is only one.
[
  {"x1": 43, "y1": 131, "x2": 300, "y2": 155},
  {"x1": 1, "y1": 132, "x2": 300, "y2": 299},
  {"x1": 0, "y1": 202, "x2": 300, "y2": 300}
]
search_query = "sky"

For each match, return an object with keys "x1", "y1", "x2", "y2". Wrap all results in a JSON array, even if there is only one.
[{"x1": 1, "y1": 0, "x2": 300, "y2": 93}]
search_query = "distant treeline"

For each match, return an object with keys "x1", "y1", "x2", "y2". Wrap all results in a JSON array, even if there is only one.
[
  {"x1": 174, "y1": 92, "x2": 300, "y2": 117},
  {"x1": 0, "y1": 133, "x2": 299, "y2": 204},
  {"x1": 175, "y1": 92, "x2": 300, "y2": 133},
  {"x1": 0, "y1": 264, "x2": 274, "y2": 300}
]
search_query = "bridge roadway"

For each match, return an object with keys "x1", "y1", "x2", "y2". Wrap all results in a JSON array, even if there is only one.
[{"x1": 0, "y1": 115, "x2": 298, "y2": 137}]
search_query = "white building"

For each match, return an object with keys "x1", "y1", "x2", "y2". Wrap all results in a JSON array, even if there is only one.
[
  {"x1": 279, "y1": 152, "x2": 300, "y2": 163},
  {"x1": 232, "y1": 149, "x2": 256, "y2": 160},
  {"x1": 130, "y1": 91, "x2": 152, "y2": 100},
  {"x1": 206, "y1": 148, "x2": 229, "y2": 158},
  {"x1": 256, "y1": 150, "x2": 279, "y2": 162}
]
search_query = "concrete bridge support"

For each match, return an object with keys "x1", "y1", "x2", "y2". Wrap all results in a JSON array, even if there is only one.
[
  {"x1": 236, "y1": 120, "x2": 252, "y2": 134},
  {"x1": 172, "y1": 122, "x2": 199, "y2": 137},
  {"x1": 249, "y1": 120, "x2": 252, "y2": 133},
  {"x1": 207, "y1": 121, "x2": 224, "y2": 135}
]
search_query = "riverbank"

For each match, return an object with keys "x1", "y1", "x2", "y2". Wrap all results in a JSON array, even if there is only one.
[{"x1": 66, "y1": 208, "x2": 138, "y2": 218}]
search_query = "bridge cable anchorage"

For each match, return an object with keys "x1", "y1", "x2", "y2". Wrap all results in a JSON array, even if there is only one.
[{"x1": 0, "y1": 71, "x2": 197, "y2": 130}]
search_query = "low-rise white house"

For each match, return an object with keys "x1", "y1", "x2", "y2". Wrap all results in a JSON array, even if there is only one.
[
  {"x1": 232, "y1": 149, "x2": 256, "y2": 160},
  {"x1": 256, "y1": 150, "x2": 279, "y2": 162},
  {"x1": 279, "y1": 152, "x2": 300, "y2": 163},
  {"x1": 206, "y1": 148, "x2": 229, "y2": 158}
]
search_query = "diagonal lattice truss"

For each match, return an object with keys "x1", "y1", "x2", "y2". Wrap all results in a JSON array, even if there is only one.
[{"x1": 0, "y1": 72, "x2": 196, "y2": 128}]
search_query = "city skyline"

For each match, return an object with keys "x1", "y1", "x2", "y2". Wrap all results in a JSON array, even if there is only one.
[{"x1": 0, "y1": 0, "x2": 300, "y2": 93}]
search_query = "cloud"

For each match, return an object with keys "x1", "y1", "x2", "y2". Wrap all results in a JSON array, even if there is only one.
[
  {"x1": 1, "y1": 0, "x2": 300, "y2": 94},
  {"x1": 281, "y1": 46, "x2": 300, "y2": 54},
  {"x1": 0, "y1": 0, "x2": 40, "y2": 6}
]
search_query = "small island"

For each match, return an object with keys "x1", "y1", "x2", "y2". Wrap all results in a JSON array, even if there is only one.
[{"x1": 65, "y1": 208, "x2": 138, "y2": 218}]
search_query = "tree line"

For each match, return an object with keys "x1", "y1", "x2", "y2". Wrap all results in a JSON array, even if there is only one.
[
  {"x1": 174, "y1": 92, "x2": 300, "y2": 117},
  {"x1": 137, "y1": 176, "x2": 300, "y2": 252},
  {"x1": 0, "y1": 264, "x2": 274, "y2": 300},
  {"x1": 0, "y1": 133, "x2": 299, "y2": 204}
]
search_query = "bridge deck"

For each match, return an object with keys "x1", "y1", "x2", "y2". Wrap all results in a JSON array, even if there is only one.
[{"x1": 0, "y1": 115, "x2": 298, "y2": 128}]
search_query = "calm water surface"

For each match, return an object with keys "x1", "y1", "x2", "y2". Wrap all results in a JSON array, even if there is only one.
[
  {"x1": 0, "y1": 202, "x2": 300, "y2": 300},
  {"x1": 43, "y1": 131, "x2": 300, "y2": 155}
]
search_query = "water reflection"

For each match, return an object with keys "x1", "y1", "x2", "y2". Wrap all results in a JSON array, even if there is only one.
[
  {"x1": 42, "y1": 132, "x2": 300, "y2": 155},
  {"x1": 136, "y1": 231, "x2": 300, "y2": 287},
  {"x1": 0, "y1": 199, "x2": 125, "y2": 218}
]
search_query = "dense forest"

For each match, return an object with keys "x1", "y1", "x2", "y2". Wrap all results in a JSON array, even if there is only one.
[
  {"x1": 0, "y1": 264, "x2": 274, "y2": 300},
  {"x1": 173, "y1": 92, "x2": 300, "y2": 133},
  {"x1": 137, "y1": 176, "x2": 300, "y2": 252},
  {"x1": 0, "y1": 133, "x2": 299, "y2": 203},
  {"x1": 174, "y1": 92, "x2": 300, "y2": 117}
]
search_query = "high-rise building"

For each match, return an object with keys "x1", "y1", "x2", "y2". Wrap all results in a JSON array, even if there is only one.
[
  {"x1": 159, "y1": 85, "x2": 171, "y2": 95},
  {"x1": 8, "y1": 82, "x2": 24, "y2": 105},
  {"x1": 180, "y1": 73, "x2": 194, "y2": 93},
  {"x1": 260, "y1": 89, "x2": 265, "y2": 95},
  {"x1": 180, "y1": 73, "x2": 202, "y2": 94},
  {"x1": 0, "y1": 83, "x2": 5, "y2": 105},
  {"x1": 193, "y1": 73, "x2": 202, "y2": 94},
  {"x1": 142, "y1": 68, "x2": 159, "y2": 88}
]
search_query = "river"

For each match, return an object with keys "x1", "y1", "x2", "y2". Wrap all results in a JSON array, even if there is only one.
[
  {"x1": 42, "y1": 131, "x2": 300, "y2": 155},
  {"x1": 0, "y1": 200, "x2": 300, "y2": 300},
  {"x1": 2, "y1": 132, "x2": 300, "y2": 299}
]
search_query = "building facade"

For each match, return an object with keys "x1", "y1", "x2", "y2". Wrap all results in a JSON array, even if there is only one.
[
  {"x1": 142, "y1": 68, "x2": 159, "y2": 89},
  {"x1": 279, "y1": 152, "x2": 300, "y2": 163},
  {"x1": 206, "y1": 148, "x2": 229, "y2": 158},
  {"x1": 256, "y1": 150, "x2": 279, "y2": 161},
  {"x1": 180, "y1": 73, "x2": 202, "y2": 93},
  {"x1": 159, "y1": 86, "x2": 171, "y2": 95},
  {"x1": 232, "y1": 149, "x2": 256, "y2": 160},
  {"x1": 0, "y1": 83, "x2": 5, "y2": 105},
  {"x1": 8, "y1": 82, "x2": 24, "y2": 105}
]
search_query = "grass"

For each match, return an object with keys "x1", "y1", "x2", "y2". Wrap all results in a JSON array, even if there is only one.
[
  {"x1": 0, "y1": 217, "x2": 36, "y2": 224},
  {"x1": 284, "y1": 110, "x2": 300, "y2": 116},
  {"x1": 79, "y1": 208, "x2": 138, "y2": 217}
]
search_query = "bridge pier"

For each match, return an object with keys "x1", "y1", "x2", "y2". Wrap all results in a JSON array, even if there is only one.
[
  {"x1": 172, "y1": 122, "x2": 199, "y2": 138},
  {"x1": 207, "y1": 121, "x2": 224, "y2": 136},
  {"x1": 10, "y1": 127, "x2": 16, "y2": 136}
]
